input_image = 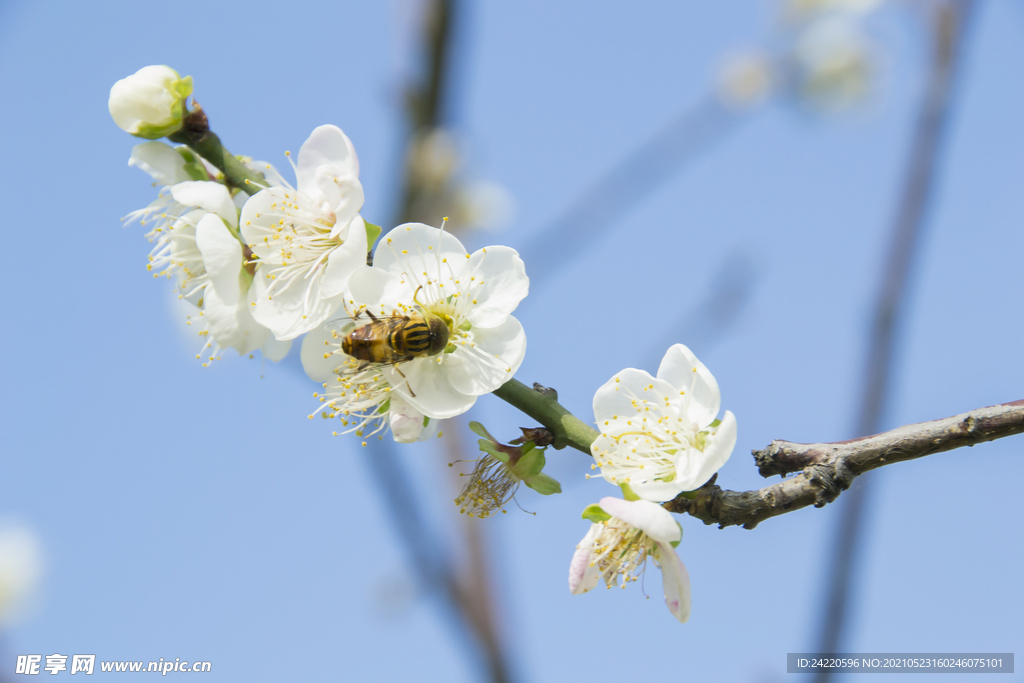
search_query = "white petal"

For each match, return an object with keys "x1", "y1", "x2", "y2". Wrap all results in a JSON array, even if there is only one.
[
  {"x1": 296, "y1": 125, "x2": 360, "y2": 198},
  {"x1": 170, "y1": 181, "x2": 237, "y2": 227},
  {"x1": 463, "y1": 246, "x2": 529, "y2": 328},
  {"x1": 654, "y1": 542, "x2": 691, "y2": 623},
  {"x1": 592, "y1": 368, "x2": 673, "y2": 422},
  {"x1": 261, "y1": 337, "x2": 292, "y2": 362},
  {"x1": 320, "y1": 217, "x2": 368, "y2": 299},
  {"x1": 321, "y1": 175, "x2": 364, "y2": 228},
  {"x1": 247, "y1": 266, "x2": 341, "y2": 340},
  {"x1": 372, "y1": 223, "x2": 468, "y2": 279},
  {"x1": 657, "y1": 344, "x2": 721, "y2": 428},
  {"x1": 569, "y1": 524, "x2": 603, "y2": 595},
  {"x1": 446, "y1": 316, "x2": 526, "y2": 396},
  {"x1": 195, "y1": 214, "x2": 242, "y2": 305},
  {"x1": 389, "y1": 394, "x2": 427, "y2": 444},
  {"x1": 387, "y1": 357, "x2": 476, "y2": 419},
  {"x1": 598, "y1": 497, "x2": 680, "y2": 544},
  {"x1": 248, "y1": 160, "x2": 290, "y2": 190},
  {"x1": 129, "y1": 142, "x2": 190, "y2": 185},
  {"x1": 202, "y1": 278, "x2": 271, "y2": 355},
  {"x1": 347, "y1": 266, "x2": 412, "y2": 313},
  {"x1": 300, "y1": 324, "x2": 343, "y2": 382},
  {"x1": 688, "y1": 410, "x2": 737, "y2": 489},
  {"x1": 239, "y1": 188, "x2": 285, "y2": 261}
]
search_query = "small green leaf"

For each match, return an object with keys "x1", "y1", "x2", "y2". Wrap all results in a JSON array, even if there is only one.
[
  {"x1": 364, "y1": 222, "x2": 382, "y2": 250},
  {"x1": 619, "y1": 482, "x2": 640, "y2": 501},
  {"x1": 477, "y1": 439, "x2": 509, "y2": 464},
  {"x1": 581, "y1": 504, "x2": 611, "y2": 523},
  {"x1": 512, "y1": 447, "x2": 544, "y2": 479},
  {"x1": 523, "y1": 473, "x2": 561, "y2": 495},
  {"x1": 376, "y1": 398, "x2": 391, "y2": 414},
  {"x1": 709, "y1": 418, "x2": 722, "y2": 428},
  {"x1": 422, "y1": 415, "x2": 430, "y2": 428},
  {"x1": 468, "y1": 421, "x2": 495, "y2": 441}
]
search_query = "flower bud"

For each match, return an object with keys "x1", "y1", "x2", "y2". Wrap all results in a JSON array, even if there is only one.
[{"x1": 108, "y1": 65, "x2": 193, "y2": 139}]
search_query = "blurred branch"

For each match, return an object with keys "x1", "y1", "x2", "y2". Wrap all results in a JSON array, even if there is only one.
[
  {"x1": 814, "y1": 0, "x2": 979, "y2": 671},
  {"x1": 362, "y1": 1, "x2": 513, "y2": 682},
  {"x1": 666, "y1": 399, "x2": 1024, "y2": 528},
  {"x1": 519, "y1": 95, "x2": 744, "y2": 292}
]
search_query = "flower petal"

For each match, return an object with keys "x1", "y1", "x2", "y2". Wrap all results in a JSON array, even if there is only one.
[
  {"x1": 654, "y1": 542, "x2": 691, "y2": 623},
  {"x1": 129, "y1": 141, "x2": 190, "y2": 185},
  {"x1": 300, "y1": 324, "x2": 341, "y2": 382},
  {"x1": 347, "y1": 265, "x2": 410, "y2": 313},
  {"x1": 686, "y1": 410, "x2": 737, "y2": 490},
  {"x1": 320, "y1": 216, "x2": 368, "y2": 299},
  {"x1": 202, "y1": 277, "x2": 271, "y2": 355},
  {"x1": 389, "y1": 394, "x2": 427, "y2": 444},
  {"x1": 657, "y1": 344, "x2": 721, "y2": 428},
  {"x1": 295, "y1": 125, "x2": 360, "y2": 202},
  {"x1": 261, "y1": 337, "x2": 292, "y2": 362},
  {"x1": 592, "y1": 368, "x2": 675, "y2": 422},
  {"x1": 463, "y1": 246, "x2": 529, "y2": 328},
  {"x1": 372, "y1": 223, "x2": 469, "y2": 280},
  {"x1": 445, "y1": 316, "x2": 526, "y2": 396},
  {"x1": 195, "y1": 214, "x2": 242, "y2": 305},
  {"x1": 170, "y1": 181, "x2": 237, "y2": 227},
  {"x1": 387, "y1": 356, "x2": 476, "y2": 419},
  {"x1": 247, "y1": 267, "x2": 341, "y2": 341},
  {"x1": 597, "y1": 497, "x2": 680, "y2": 544},
  {"x1": 569, "y1": 524, "x2": 603, "y2": 595}
]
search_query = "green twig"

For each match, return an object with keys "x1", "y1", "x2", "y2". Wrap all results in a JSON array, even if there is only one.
[
  {"x1": 491, "y1": 379, "x2": 599, "y2": 455},
  {"x1": 168, "y1": 105, "x2": 267, "y2": 196}
]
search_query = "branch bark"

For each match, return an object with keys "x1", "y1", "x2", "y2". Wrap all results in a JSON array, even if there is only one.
[{"x1": 666, "y1": 400, "x2": 1024, "y2": 529}]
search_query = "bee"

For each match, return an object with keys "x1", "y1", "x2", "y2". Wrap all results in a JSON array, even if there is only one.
[{"x1": 327, "y1": 291, "x2": 450, "y2": 397}]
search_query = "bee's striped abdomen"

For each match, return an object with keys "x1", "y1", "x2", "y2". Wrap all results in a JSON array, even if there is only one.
[{"x1": 393, "y1": 320, "x2": 431, "y2": 355}]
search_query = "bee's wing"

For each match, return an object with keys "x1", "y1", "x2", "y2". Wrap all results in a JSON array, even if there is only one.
[{"x1": 322, "y1": 316, "x2": 360, "y2": 337}]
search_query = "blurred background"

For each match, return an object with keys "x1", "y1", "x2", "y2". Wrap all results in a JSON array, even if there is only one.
[{"x1": 1, "y1": 0, "x2": 1022, "y2": 680}]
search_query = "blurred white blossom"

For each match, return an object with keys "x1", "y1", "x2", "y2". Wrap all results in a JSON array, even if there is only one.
[{"x1": 0, "y1": 520, "x2": 43, "y2": 628}]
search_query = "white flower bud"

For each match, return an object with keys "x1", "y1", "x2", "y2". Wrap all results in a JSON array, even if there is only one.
[{"x1": 108, "y1": 65, "x2": 193, "y2": 139}]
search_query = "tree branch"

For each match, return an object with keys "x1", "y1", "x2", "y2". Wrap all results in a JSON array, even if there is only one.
[
  {"x1": 167, "y1": 106, "x2": 267, "y2": 196},
  {"x1": 491, "y1": 379, "x2": 599, "y2": 455},
  {"x1": 665, "y1": 399, "x2": 1024, "y2": 529}
]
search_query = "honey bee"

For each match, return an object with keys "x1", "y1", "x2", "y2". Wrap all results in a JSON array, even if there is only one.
[{"x1": 327, "y1": 292, "x2": 450, "y2": 396}]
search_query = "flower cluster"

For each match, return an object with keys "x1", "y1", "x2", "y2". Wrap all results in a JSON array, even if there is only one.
[
  {"x1": 569, "y1": 344, "x2": 736, "y2": 622},
  {"x1": 111, "y1": 65, "x2": 738, "y2": 628}
]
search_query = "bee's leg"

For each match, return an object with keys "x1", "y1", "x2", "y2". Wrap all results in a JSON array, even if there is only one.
[
  {"x1": 393, "y1": 365, "x2": 416, "y2": 397},
  {"x1": 364, "y1": 309, "x2": 380, "y2": 322}
]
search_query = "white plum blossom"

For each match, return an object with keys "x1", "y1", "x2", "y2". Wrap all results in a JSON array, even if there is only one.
[
  {"x1": 569, "y1": 497, "x2": 691, "y2": 623},
  {"x1": 790, "y1": 15, "x2": 874, "y2": 110},
  {"x1": 300, "y1": 325, "x2": 438, "y2": 444},
  {"x1": 240, "y1": 125, "x2": 368, "y2": 341},
  {"x1": 108, "y1": 65, "x2": 193, "y2": 139},
  {"x1": 0, "y1": 520, "x2": 43, "y2": 628},
  {"x1": 344, "y1": 222, "x2": 529, "y2": 419},
  {"x1": 591, "y1": 344, "x2": 737, "y2": 503},
  {"x1": 125, "y1": 145, "x2": 286, "y2": 361}
]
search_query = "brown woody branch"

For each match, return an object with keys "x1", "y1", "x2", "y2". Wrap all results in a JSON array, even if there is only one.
[{"x1": 666, "y1": 400, "x2": 1024, "y2": 529}]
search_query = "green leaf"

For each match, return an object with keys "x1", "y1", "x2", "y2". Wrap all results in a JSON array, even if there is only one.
[
  {"x1": 523, "y1": 473, "x2": 561, "y2": 495},
  {"x1": 709, "y1": 418, "x2": 722, "y2": 428},
  {"x1": 618, "y1": 482, "x2": 640, "y2": 501},
  {"x1": 364, "y1": 222, "x2": 382, "y2": 251},
  {"x1": 581, "y1": 504, "x2": 611, "y2": 523},
  {"x1": 422, "y1": 416, "x2": 430, "y2": 428},
  {"x1": 468, "y1": 421, "x2": 495, "y2": 441},
  {"x1": 376, "y1": 398, "x2": 391, "y2": 414},
  {"x1": 511, "y1": 447, "x2": 544, "y2": 479},
  {"x1": 477, "y1": 439, "x2": 509, "y2": 464}
]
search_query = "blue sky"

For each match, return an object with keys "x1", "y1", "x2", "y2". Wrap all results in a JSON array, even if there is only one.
[{"x1": 1, "y1": 1, "x2": 1022, "y2": 681}]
